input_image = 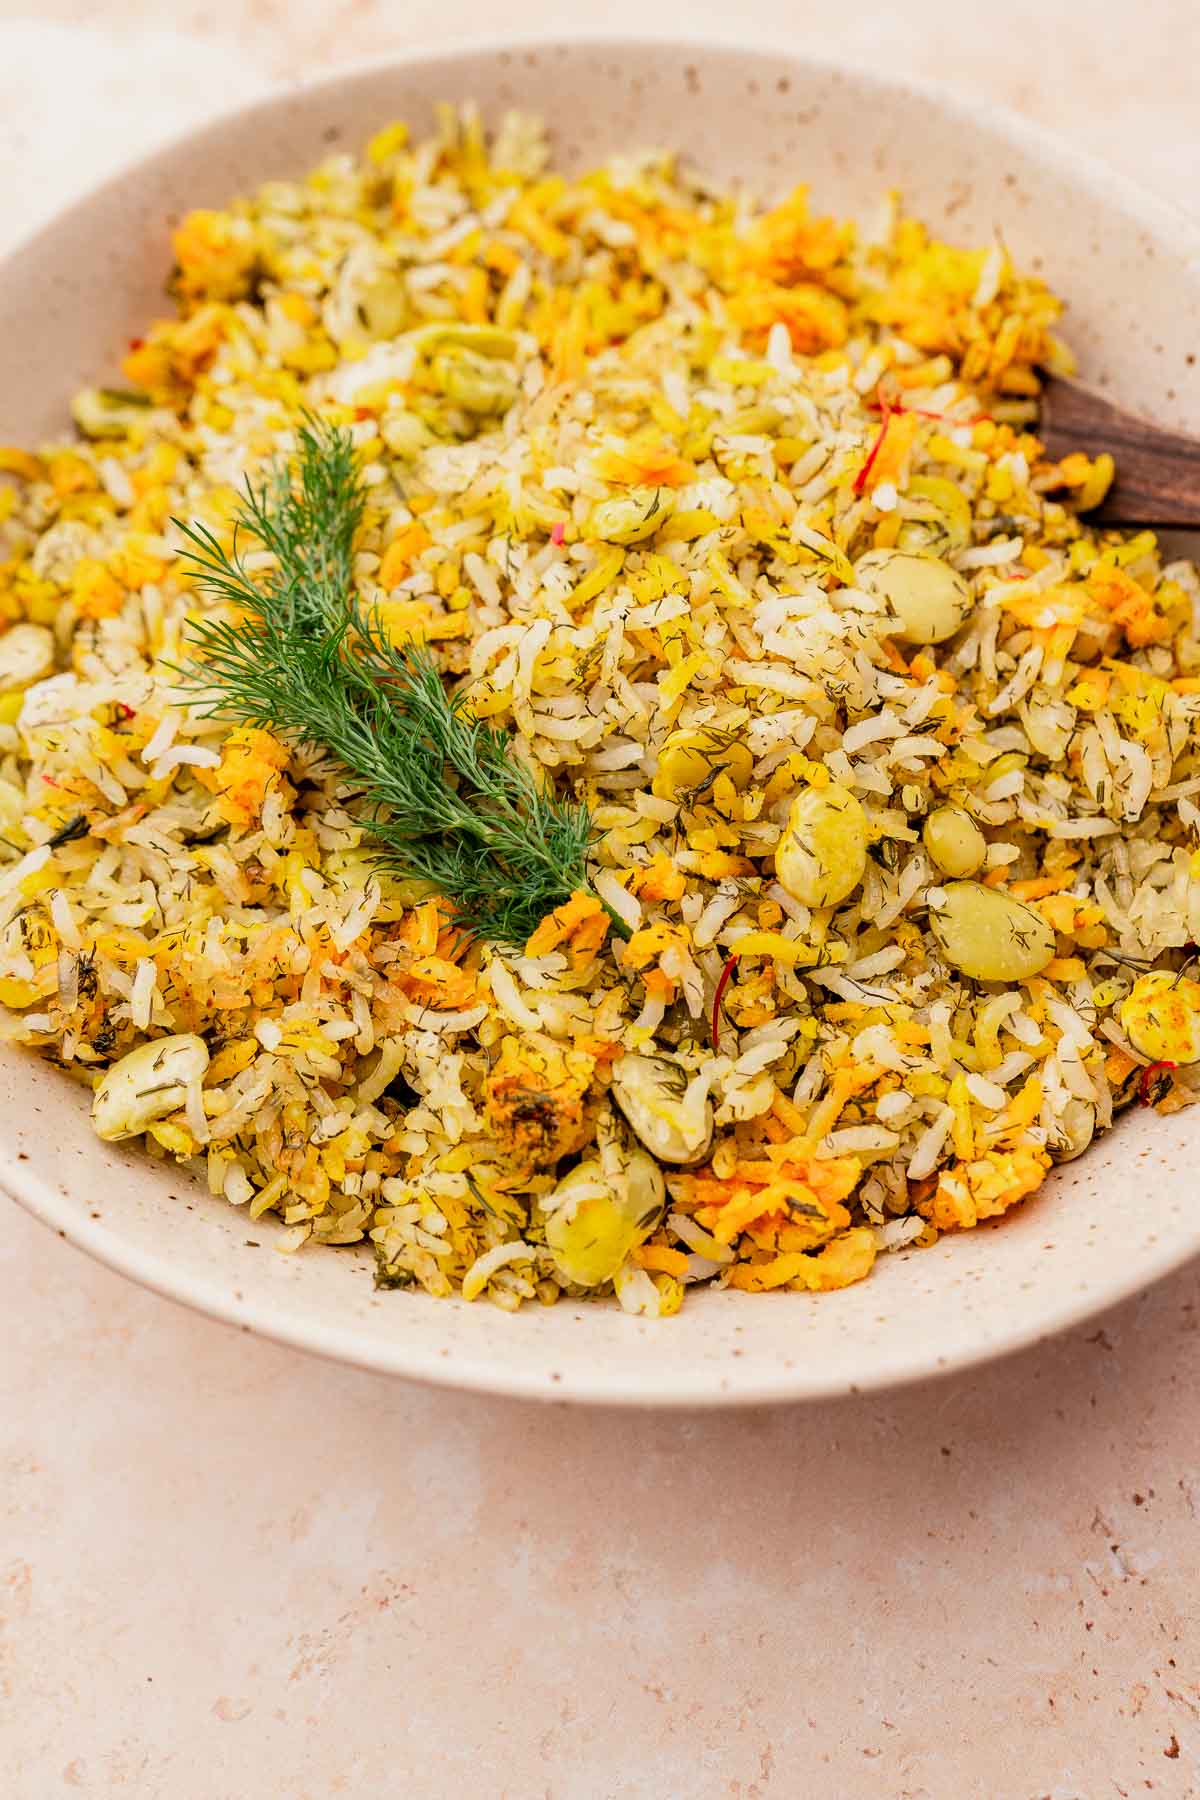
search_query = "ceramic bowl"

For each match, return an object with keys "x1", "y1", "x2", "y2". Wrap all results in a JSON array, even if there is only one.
[{"x1": 3, "y1": 35, "x2": 1199, "y2": 1405}]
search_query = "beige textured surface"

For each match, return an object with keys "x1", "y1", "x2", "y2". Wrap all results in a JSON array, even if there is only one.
[
  {"x1": 2, "y1": 1, "x2": 1200, "y2": 1791},
  {"x1": 8, "y1": 38, "x2": 1200, "y2": 1410}
]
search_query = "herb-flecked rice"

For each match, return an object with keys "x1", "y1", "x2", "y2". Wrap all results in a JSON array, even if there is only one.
[{"x1": 3, "y1": 106, "x2": 1199, "y2": 1316}]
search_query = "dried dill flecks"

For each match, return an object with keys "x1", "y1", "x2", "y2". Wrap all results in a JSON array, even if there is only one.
[
  {"x1": 372, "y1": 1247, "x2": 416, "y2": 1291},
  {"x1": 172, "y1": 414, "x2": 594, "y2": 946},
  {"x1": 46, "y1": 814, "x2": 91, "y2": 849}
]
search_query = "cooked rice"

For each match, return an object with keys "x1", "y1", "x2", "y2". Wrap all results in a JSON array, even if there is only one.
[{"x1": 2, "y1": 104, "x2": 1199, "y2": 1315}]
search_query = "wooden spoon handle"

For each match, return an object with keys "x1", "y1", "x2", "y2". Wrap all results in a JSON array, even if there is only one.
[{"x1": 1040, "y1": 377, "x2": 1200, "y2": 528}]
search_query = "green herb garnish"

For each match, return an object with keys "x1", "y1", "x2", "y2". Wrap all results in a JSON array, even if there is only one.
[{"x1": 173, "y1": 415, "x2": 594, "y2": 945}]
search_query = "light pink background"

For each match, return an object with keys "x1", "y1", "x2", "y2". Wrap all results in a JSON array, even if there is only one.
[{"x1": 3, "y1": 4, "x2": 1200, "y2": 1794}]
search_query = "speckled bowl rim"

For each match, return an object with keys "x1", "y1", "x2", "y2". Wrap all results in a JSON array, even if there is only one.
[{"x1": 2, "y1": 31, "x2": 1199, "y2": 1406}]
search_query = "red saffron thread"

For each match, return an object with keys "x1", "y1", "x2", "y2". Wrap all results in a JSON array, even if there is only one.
[
  {"x1": 869, "y1": 394, "x2": 947, "y2": 422},
  {"x1": 1139, "y1": 1059, "x2": 1177, "y2": 1104},
  {"x1": 853, "y1": 395, "x2": 893, "y2": 497},
  {"x1": 711, "y1": 952, "x2": 740, "y2": 1054},
  {"x1": 550, "y1": 520, "x2": 566, "y2": 547},
  {"x1": 867, "y1": 385, "x2": 993, "y2": 428}
]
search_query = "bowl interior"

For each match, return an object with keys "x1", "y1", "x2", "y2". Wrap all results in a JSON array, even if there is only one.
[{"x1": 2, "y1": 37, "x2": 1199, "y2": 1404}]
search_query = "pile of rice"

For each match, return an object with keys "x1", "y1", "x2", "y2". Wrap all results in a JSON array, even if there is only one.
[{"x1": 2, "y1": 105, "x2": 1199, "y2": 1316}]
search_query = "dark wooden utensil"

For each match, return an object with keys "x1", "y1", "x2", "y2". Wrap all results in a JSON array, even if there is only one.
[{"x1": 1040, "y1": 377, "x2": 1200, "y2": 528}]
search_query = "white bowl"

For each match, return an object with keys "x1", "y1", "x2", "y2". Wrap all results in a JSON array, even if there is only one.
[{"x1": 3, "y1": 36, "x2": 1199, "y2": 1406}]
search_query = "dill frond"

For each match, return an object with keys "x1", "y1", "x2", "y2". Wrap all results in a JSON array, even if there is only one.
[{"x1": 173, "y1": 414, "x2": 594, "y2": 944}]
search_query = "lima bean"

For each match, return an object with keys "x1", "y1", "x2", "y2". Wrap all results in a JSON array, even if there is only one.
[
  {"x1": 610, "y1": 1053, "x2": 713, "y2": 1165},
  {"x1": 854, "y1": 548, "x2": 971, "y2": 645},
  {"x1": 929, "y1": 881, "x2": 1056, "y2": 981},
  {"x1": 545, "y1": 1149, "x2": 665, "y2": 1286},
  {"x1": 775, "y1": 783, "x2": 868, "y2": 910},
  {"x1": 92, "y1": 1034, "x2": 210, "y2": 1142}
]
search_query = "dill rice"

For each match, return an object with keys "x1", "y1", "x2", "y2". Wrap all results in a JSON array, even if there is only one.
[{"x1": 2, "y1": 104, "x2": 1200, "y2": 1316}]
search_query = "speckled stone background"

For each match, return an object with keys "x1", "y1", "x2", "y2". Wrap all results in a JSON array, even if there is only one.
[{"x1": 3, "y1": 3, "x2": 1200, "y2": 1795}]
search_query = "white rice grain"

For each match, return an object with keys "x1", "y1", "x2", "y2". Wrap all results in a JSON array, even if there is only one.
[{"x1": 907, "y1": 1106, "x2": 954, "y2": 1180}]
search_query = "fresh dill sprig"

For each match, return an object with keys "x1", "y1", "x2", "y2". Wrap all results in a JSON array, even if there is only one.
[{"x1": 172, "y1": 414, "x2": 594, "y2": 945}]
